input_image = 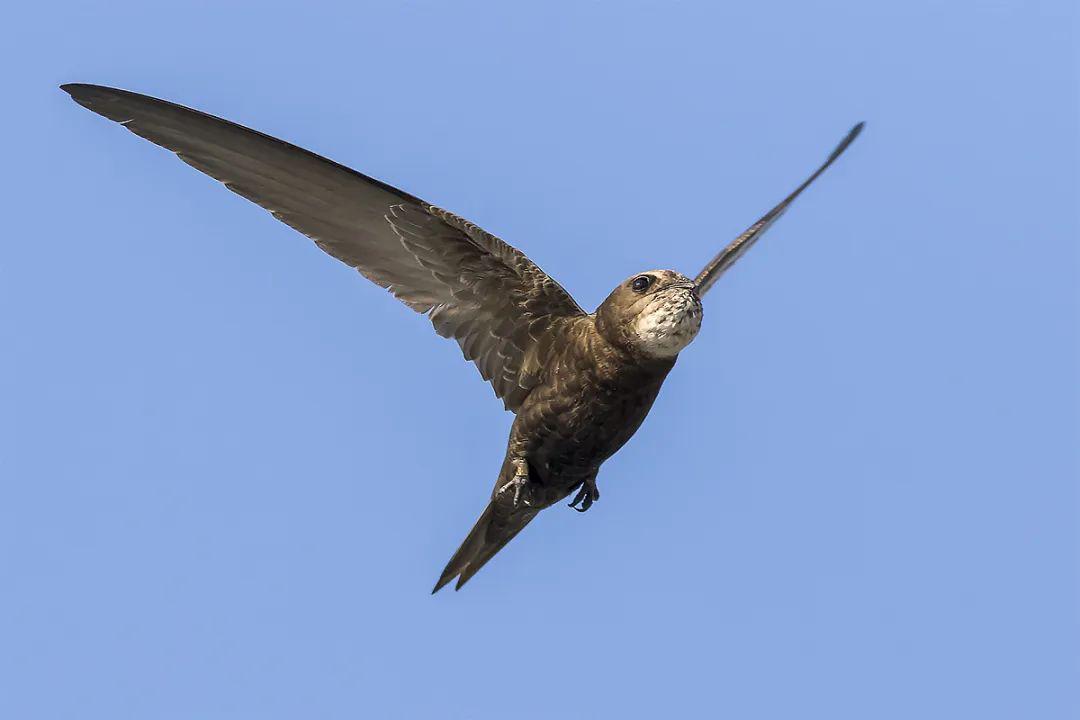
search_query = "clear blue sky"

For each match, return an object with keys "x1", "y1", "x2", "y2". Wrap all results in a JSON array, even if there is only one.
[{"x1": 2, "y1": 1, "x2": 1076, "y2": 718}]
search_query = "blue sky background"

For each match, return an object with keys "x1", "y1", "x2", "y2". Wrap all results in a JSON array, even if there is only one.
[{"x1": 2, "y1": 1, "x2": 1077, "y2": 718}]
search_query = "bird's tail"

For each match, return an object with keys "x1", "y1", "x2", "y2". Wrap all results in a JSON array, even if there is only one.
[{"x1": 432, "y1": 496, "x2": 539, "y2": 593}]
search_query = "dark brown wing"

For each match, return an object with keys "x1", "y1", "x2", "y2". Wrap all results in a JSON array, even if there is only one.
[
  {"x1": 693, "y1": 122, "x2": 864, "y2": 296},
  {"x1": 62, "y1": 83, "x2": 585, "y2": 411}
]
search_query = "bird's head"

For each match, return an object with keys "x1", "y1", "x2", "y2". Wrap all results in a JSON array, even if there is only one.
[{"x1": 595, "y1": 269, "x2": 703, "y2": 359}]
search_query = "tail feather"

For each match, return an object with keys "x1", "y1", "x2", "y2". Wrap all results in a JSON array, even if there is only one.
[{"x1": 432, "y1": 501, "x2": 538, "y2": 593}]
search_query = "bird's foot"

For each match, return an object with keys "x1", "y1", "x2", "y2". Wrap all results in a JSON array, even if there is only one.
[
  {"x1": 568, "y1": 478, "x2": 600, "y2": 513},
  {"x1": 498, "y1": 458, "x2": 534, "y2": 507}
]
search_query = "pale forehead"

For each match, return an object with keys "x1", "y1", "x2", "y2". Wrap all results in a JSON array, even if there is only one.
[{"x1": 628, "y1": 269, "x2": 692, "y2": 283}]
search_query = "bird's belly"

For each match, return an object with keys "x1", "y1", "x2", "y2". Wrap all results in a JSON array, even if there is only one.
[{"x1": 518, "y1": 381, "x2": 662, "y2": 485}]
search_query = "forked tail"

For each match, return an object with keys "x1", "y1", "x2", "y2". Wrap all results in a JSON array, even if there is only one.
[{"x1": 432, "y1": 498, "x2": 539, "y2": 593}]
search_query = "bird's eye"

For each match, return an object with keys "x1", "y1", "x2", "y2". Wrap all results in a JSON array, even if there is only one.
[{"x1": 631, "y1": 275, "x2": 654, "y2": 292}]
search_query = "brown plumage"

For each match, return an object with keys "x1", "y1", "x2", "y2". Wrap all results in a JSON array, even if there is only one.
[{"x1": 61, "y1": 83, "x2": 863, "y2": 591}]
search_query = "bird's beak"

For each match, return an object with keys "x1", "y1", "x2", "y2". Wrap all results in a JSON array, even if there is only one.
[{"x1": 668, "y1": 282, "x2": 699, "y2": 295}]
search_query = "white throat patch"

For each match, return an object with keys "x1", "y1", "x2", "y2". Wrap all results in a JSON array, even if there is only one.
[{"x1": 632, "y1": 290, "x2": 702, "y2": 358}]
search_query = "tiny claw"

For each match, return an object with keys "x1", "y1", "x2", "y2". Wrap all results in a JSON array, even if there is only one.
[
  {"x1": 498, "y1": 458, "x2": 536, "y2": 507},
  {"x1": 568, "y1": 482, "x2": 599, "y2": 512}
]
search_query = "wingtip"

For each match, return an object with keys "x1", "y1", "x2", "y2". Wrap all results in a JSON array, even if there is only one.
[
  {"x1": 59, "y1": 82, "x2": 93, "y2": 96},
  {"x1": 60, "y1": 83, "x2": 129, "y2": 107},
  {"x1": 59, "y1": 83, "x2": 106, "y2": 110},
  {"x1": 823, "y1": 122, "x2": 866, "y2": 164}
]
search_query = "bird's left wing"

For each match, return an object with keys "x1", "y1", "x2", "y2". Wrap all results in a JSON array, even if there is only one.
[
  {"x1": 62, "y1": 84, "x2": 585, "y2": 412},
  {"x1": 693, "y1": 122, "x2": 864, "y2": 296}
]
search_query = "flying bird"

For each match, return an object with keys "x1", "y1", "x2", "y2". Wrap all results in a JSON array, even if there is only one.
[{"x1": 62, "y1": 83, "x2": 863, "y2": 591}]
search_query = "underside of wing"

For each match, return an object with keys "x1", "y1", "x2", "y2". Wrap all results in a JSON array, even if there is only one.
[
  {"x1": 63, "y1": 83, "x2": 585, "y2": 411},
  {"x1": 694, "y1": 122, "x2": 864, "y2": 296}
]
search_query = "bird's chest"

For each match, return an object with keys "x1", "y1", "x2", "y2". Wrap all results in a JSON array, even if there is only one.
[{"x1": 514, "y1": 355, "x2": 671, "y2": 481}]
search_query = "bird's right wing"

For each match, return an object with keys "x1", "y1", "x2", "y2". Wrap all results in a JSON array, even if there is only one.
[
  {"x1": 693, "y1": 122, "x2": 864, "y2": 296},
  {"x1": 63, "y1": 83, "x2": 586, "y2": 412}
]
